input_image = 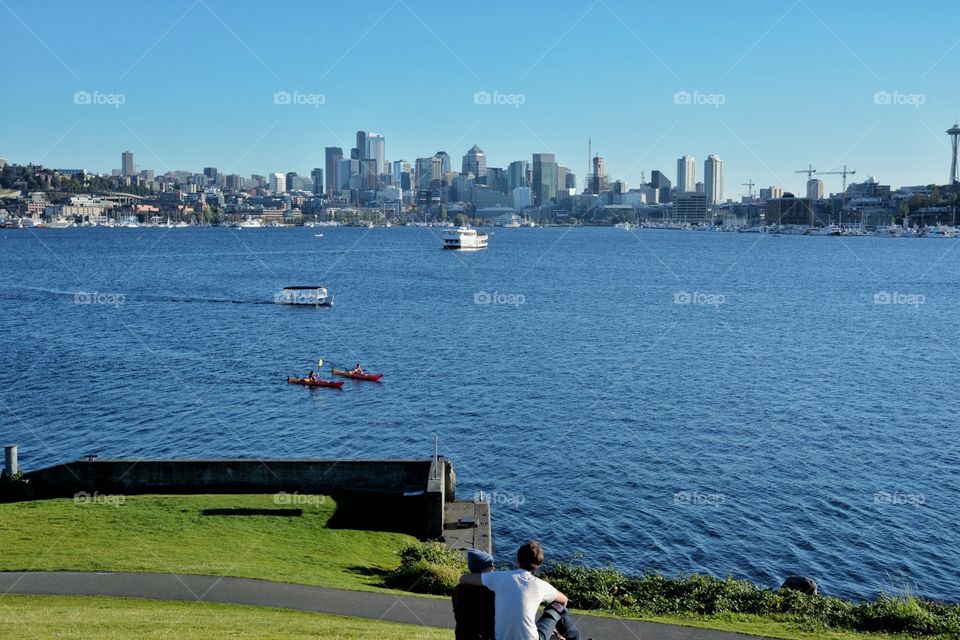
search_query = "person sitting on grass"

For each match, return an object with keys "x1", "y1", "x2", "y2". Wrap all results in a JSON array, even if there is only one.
[
  {"x1": 459, "y1": 540, "x2": 582, "y2": 640},
  {"x1": 452, "y1": 549, "x2": 496, "y2": 640}
]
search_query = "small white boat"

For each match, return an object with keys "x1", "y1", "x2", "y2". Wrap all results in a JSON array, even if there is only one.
[
  {"x1": 314, "y1": 233, "x2": 324, "y2": 238},
  {"x1": 442, "y1": 226, "x2": 488, "y2": 250},
  {"x1": 238, "y1": 217, "x2": 262, "y2": 229},
  {"x1": 275, "y1": 286, "x2": 333, "y2": 307}
]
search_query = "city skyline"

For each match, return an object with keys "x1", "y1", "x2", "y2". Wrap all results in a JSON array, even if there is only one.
[{"x1": 3, "y1": 1, "x2": 960, "y2": 196}]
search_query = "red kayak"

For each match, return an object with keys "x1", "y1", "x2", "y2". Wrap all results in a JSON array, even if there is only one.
[
  {"x1": 331, "y1": 368, "x2": 383, "y2": 382},
  {"x1": 287, "y1": 376, "x2": 344, "y2": 389}
]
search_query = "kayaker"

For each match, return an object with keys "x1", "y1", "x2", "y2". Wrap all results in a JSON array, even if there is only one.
[
  {"x1": 308, "y1": 371, "x2": 319, "y2": 382},
  {"x1": 349, "y1": 363, "x2": 365, "y2": 376}
]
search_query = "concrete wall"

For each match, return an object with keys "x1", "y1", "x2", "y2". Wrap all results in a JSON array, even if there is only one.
[{"x1": 0, "y1": 457, "x2": 458, "y2": 540}]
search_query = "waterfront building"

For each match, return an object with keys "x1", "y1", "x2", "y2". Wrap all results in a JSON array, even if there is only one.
[
  {"x1": 806, "y1": 178, "x2": 824, "y2": 201},
  {"x1": 674, "y1": 192, "x2": 707, "y2": 223},
  {"x1": 677, "y1": 155, "x2": 696, "y2": 193},
  {"x1": 705, "y1": 155, "x2": 723, "y2": 205},
  {"x1": 766, "y1": 197, "x2": 814, "y2": 226}
]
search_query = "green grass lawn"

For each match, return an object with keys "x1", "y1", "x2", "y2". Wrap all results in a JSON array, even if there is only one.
[
  {"x1": 0, "y1": 594, "x2": 453, "y2": 640},
  {"x1": 0, "y1": 494, "x2": 412, "y2": 591}
]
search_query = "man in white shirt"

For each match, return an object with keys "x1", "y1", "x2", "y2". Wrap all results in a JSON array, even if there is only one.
[{"x1": 459, "y1": 540, "x2": 582, "y2": 640}]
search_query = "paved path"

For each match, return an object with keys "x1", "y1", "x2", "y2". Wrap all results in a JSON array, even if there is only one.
[{"x1": 0, "y1": 571, "x2": 764, "y2": 639}]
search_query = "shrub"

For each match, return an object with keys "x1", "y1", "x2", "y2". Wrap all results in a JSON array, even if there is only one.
[{"x1": 384, "y1": 542, "x2": 467, "y2": 595}]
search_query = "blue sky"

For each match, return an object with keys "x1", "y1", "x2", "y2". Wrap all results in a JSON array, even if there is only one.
[{"x1": 2, "y1": 0, "x2": 959, "y2": 197}]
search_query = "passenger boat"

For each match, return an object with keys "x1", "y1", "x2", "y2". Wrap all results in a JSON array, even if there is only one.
[
  {"x1": 286, "y1": 376, "x2": 344, "y2": 389},
  {"x1": 275, "y1": 286, "x2": 333, "y2": 307},
  {"x1": 331, "y1": 368, "x2": 384, "y2": 382},
  {"x1": 442, "y1": 226, "x2": 488, "y2": 250}
]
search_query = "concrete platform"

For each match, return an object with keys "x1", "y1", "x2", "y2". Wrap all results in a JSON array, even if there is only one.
[{"x1": 443, "y1": 499, "x2": 492, "y2": 554}]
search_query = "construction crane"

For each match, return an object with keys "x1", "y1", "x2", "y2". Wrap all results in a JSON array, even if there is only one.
[
  {"x1": 796, "y1": 164, "x2": 817, "y2": 180},
  {"x1": 820, "y1": 165, "x2": 857, "y2": 229},
  {"x1": 819, "y1": 165, "x2": 856, "y2": 196},
  {"x1": 741, "y1": 179, "x2": 756, "y2": 199}
]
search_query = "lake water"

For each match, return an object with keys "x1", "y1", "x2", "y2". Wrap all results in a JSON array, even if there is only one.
[{"x1": 1, "y1": 225, "x2": 957, "y2": 601}]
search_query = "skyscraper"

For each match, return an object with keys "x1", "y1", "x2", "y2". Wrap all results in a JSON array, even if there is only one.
[
  {"x1": 532, "y1": 153, "x2": 558, "y2": 206},
  {"x1": 269, "y1": 172, "x2": 286, "y2": 194},
  {"x1": 589, "y1": 155, "x2": 605, "y2": 194},
  {"x1": 434, "y1": 152, "x2": 451, "y2": 176},
  {"x1": 366, "y1": 133, "x2": 385, "y2": 180},
  {"x1": 121, "y1": 151, "x2": 134, "y2": 177},
  {"x1": 416, "y1": 157, "x2": 441, "y2": 191},
  {"x1": 462, "y1": 145, "x2": 487, "y2": 180},
  {"x1": 325, "y1": 147, "x2": 343, "y2": 196},
  {"x1": 650, "y1": 170, "x2": 672, "y2": 203},
  {"x1": 704, "y1": 155, "x2": 723, "y2": 205},
  {"x1": 355, "y1": 131, "x2": 367, "y2": 160},
  {"x1": 311, "y1": 168, "x2": 323, "y2": 196},
  {"x1": 806, "y1": 178, "x2": 824, "y2": 201},
  {"x1": 508, "y1": 161, "x2": 529, "y2": 192},
  {"x1": 677, "y1": 155, "x2": 696, "y2": 193}
]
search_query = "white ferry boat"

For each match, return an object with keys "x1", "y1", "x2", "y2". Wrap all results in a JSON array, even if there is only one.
[
  {"x1": 238, "y1": 217, "x2": 262, "y2": 229},
  {"x1": 442, "y1": 226, "x2": 488, "y2": 250},
  {"x1": 275, "y1": 286, "x2": 333, "y2": 307}
]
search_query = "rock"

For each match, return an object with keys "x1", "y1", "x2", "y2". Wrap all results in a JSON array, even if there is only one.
[{"x1": 781, "y1": 575, "x2": 818, "y2": 595}]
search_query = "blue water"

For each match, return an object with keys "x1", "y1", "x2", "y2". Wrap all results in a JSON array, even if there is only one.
[{"x1": 1, "y1": 226, "x2": 958, "y2": 601}]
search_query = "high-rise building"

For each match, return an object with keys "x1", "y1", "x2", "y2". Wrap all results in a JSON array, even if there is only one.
[
  {"x1": 462, "y1": 145, "x2": 487, "y2": 181},
  {"x1": 366, "y1": 133, "x2": 385, "y2": 180},
  {"x1": 434, "y1": 152, "x2": 451, "y2": 176},
  {"x1": 565, "y1": 171, "x2": 577, "y2": 190},
  {"x1": 508, "y1": 161, "x2": 529, "y2": 192},
  {"x1": 589, "y1": 155, "x2": 605, "y2": 194},
  {"x1": 203, "y1": 167, "x2": 218, "y2": 184},
  {"x1": 416, "y1": 157, "x2": 441, "y2": 191},
  {"x1": 311, "y1": 168, "x2": 324, "y2": 196},
  {"x1": 225, "y1": 174, "x2": 243, "y2": 190},
  {"x1": 532, "y1": 153, "x2": 558, "y2": 206},
  {"x1": 806, "y1": 178, "x2": 824, "y2": 201},
  {"x1": 651, "y1": 170, "x2": 672, "y2": 203},
  {"x1": 355, "y1": 131, "x2": 367, "y2": 159},
  {"x1": 677, "y1": 155, "x2": 696, "y2": 193},
  {"x1": 513, "y1": 187, "x2": 532, "y2": 209},
  {"x1": 704, "y1": 155, "x2": 723, "y2": 205},
  {"x1": 269, "y1": 173, "x2": 286, "y2": 194},
  {"x1": 121, "y1": 151, "x2": 134, "y2": 177},
  {"x1": 325, "y1": 147, "x2": 343, "y2": 196},
  {"x1": 759, "y1": 186, "x2": 784, "y2": 201},
  {"x1": 557, "y1": 165, "x2": 568, "y2": 195},
  {"x1": 486, "y1": 167, "x2": 507, "y2": 193}
]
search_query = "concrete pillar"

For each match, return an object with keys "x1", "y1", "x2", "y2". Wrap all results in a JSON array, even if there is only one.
[{"x1": 3, "y1": 445, "x2": 18, "y2": 479}]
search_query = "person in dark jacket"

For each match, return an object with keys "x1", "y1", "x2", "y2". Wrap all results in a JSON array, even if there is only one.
[{"x1": 452, "y1": 549, "x2": 496, "y2": 640}]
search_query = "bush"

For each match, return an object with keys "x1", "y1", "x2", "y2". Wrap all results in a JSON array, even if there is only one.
[
  {"x1": 384, "y1": 542, "x2": 467, "y2": 595},
  {"x1": 540, "y1": 561, "x2": 960, "y2": 636}
]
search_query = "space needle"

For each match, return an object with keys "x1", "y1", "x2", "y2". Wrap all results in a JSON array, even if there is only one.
[{"x1": 948, "y1": 123, "x2": 960, "y2": 184}]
